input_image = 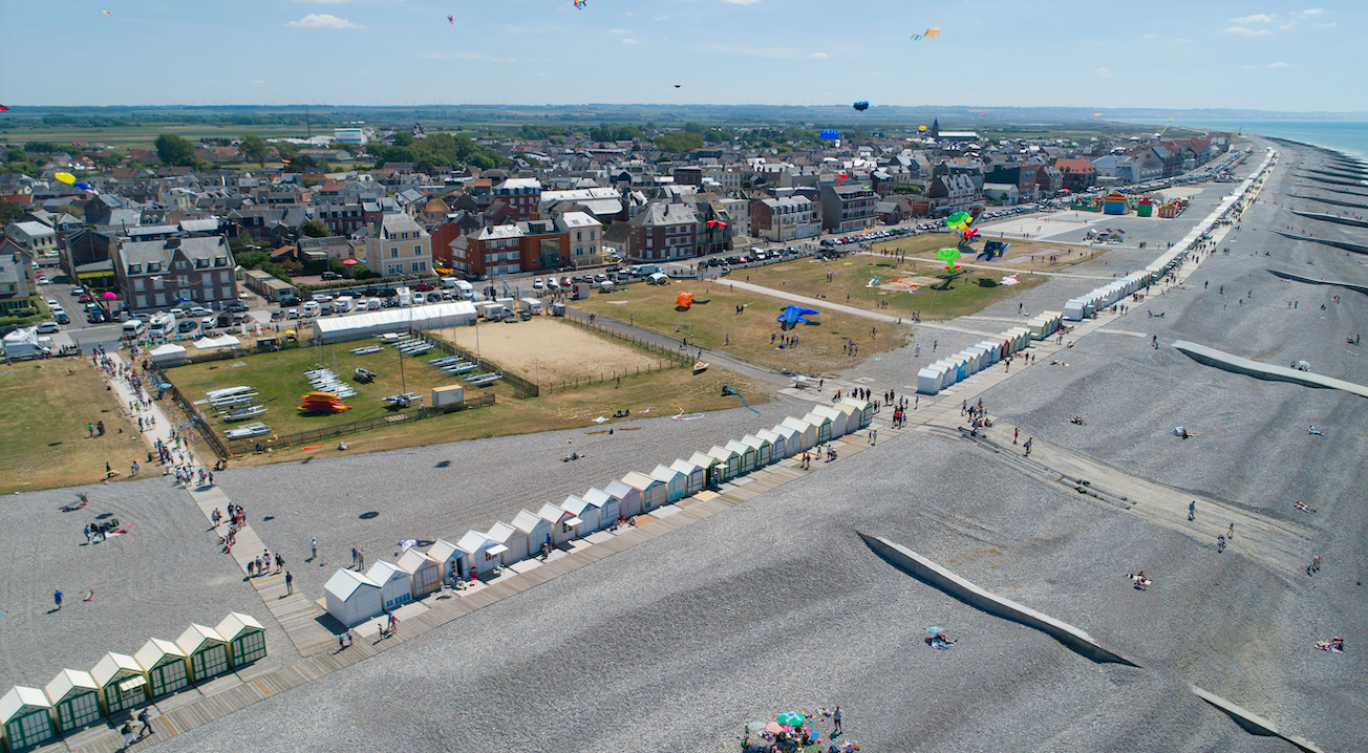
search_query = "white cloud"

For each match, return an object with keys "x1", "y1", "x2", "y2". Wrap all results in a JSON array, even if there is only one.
[
  {"x1": 621, "y1": 38, "x2": 638, "y2": 44},
  {"x1": 249, "y1": 79, "x2": 265, "y2": 86},
  {"x1": 1142, "y1": 33, "x2": 1157, "y2": 39},
  {"x1": 1300, "y1": 8, "x2": 1325, "y2": 17},
  {"x1": 1230, "y1": 14, "x2": 1277, "y2": 23},
  {"x1": 608, "y1": 28, "x2": 631, "y2": 34},
  {"x1": 810, "y1": 52, "x2": 827, "y2": 58},
  {"x1": 654, "y1": 16, "x2": 669, "y2": 20},
  {"x1": 625, "y1": 11, "x2": 633, "y2": 15},
  {"x1": 1095, "y1": 67, "x2": 1111, "y2": 77},
  {"x1": 1267, "y1": 61, "x2": 1292, "y2": 67},
  {"x1": 284, "y1": 13, "x2": 360, "y2": 29},
  {"x1": 1225, "y1": 26, "x2": 1272, "y2": 36}
]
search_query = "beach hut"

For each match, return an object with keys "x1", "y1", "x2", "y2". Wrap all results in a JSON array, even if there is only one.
[
  {"x1": 44, "y1": 669, "x2": 102, "y2": 734},
  {"x1": 810, "y1": 405, "x2": 848, "y2": 438},
  {"x1": 837, "y1": 398, "x2": 873, "y2": 429},
  {"x1": 725, "y1": 440, "x2": 757, "y2": 474},
  {"x1": 670, "y1": 458, "x2": 707, "y2": 493},
  {"x1": 932, "y1": 360, "x2": 959, "y2": 386},
  {"x1": 215, "y1": 613, "x2": 268, "y2": 668},
  {"x1": 427, "y1": 538, "x2": 471, "y2": 582},
  {"x1": 650, "y1": 464, "x2": 688, "y2": 502},
  {"x1": 741, "y1": 434, "x2": 774, "y2": 467},
  {"x1": 484, "y1": 521, "x2": 528, "y2": 567},
  {"x1": 917, "y1": 366, "x2": 945, "y2": 395},
  {"x1": 621, "y1": 471, "x2": 668, "y2": 512},
  {"x1": 965, "y1": 345, "x2": 990, "y2": 370},
  {"x1": 830, "y1": 403, "x2": 861, "y2": 435},
  {"x1": 0, "y1": 687, "x2": 55, "y2": 752},
  {"x1": 582, "y1": 487, "x2": 622, "y2": 526},
  {"x1": 176, "y1": 624, "x2": 230, "y2": 684},
  {"x1": 511, "y1": 509, "x2": 553, "y2": 557},
  {"x1": 561, "y1": 495, "x2": 601, "y2": 534},
  {"x1": 756, "y1": 429, "x2": 790, "y2": 460},
  {"x1": 134, "y1": 639, "x2": 190, "y2": 698},
  {"x1": 457, "y1": 530, "x2": 504, "y2": 576},
  {"x1": 976, "y1": 340, "x2": 1002, "y2": 365},
  {"x1": 89, "y1": 653, "x2": 147, "y2": 716},
  {"x1": 706, "y1": 445, "x2": 742, "y2": 478},
  {"x1": 605, "y1": 479, "x2": 641, "y2": 518},
  {"x1": 397, "y1": 549, "x2": 442, "y2": 598},
  {"x1": 1063, "y1": 298, "x2": 1086, "y2": 321},
  {"x1": 779, "y1": 417, "x2": 817, "y2": 451},
  {"x1": 537, "y1": 503, "x2": 580, "y2": 546},
  {"x1": 801, "y1": 411, "x2": 834, "y2": 443},
  {"x1": 366, "y1": 561, "x2": 414, "y2": 610},
  {"x1": 689, "y1": 451, "x2": 729, "y2": 487},
  {"x1": 324, "y1": 569, "x2": 384, "y2": 626}
]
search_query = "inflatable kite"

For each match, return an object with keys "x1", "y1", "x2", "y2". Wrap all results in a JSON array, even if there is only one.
[
  {"x1": 820, "y1": 129, "x2": 838, "y2": 140},
  {"x1": 721, "y1": 385, "x2": 760, "y2": 415},
  {"x1": 918, "y1": 125, "x2": 927, "y2": 131},
  {"x1": 960, "y1": 227, "x2": 980, "y2": 243},
  {"x1": 676, "y1": 291, "x2": 694, "y2": 309},
  {"x1": 55, "y1": 172, "x2": 75, "y2": 185},
  {"x1": 1000, "y1": 275, "x2": 1020, "y2": 286},
  {"x1": 73, "y1": 182, "x2": 93, "y2": 192},
  {"x1": 979, "y1": 240, "x2": 1009, "y2": 260},
  {"x1": 573, "y1": 0, "x2": 586, "y2": 8},
  {"x1": 0, "y1": 105, "x2": 9, "y2": 112},
  {"x1": 853, "y1": 101, "x2": 869, "y2": 111},
  {"x1": 945, "y1": 211, "x2": 972, "y2": 228},
  {"x1": 777, "y1": 305, "x2": 819, "y2": 327},
  {"x1": 935, "y1": 247, "x2": 962, "y2": 271}
]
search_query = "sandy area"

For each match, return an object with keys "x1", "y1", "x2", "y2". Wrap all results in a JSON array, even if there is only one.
[{"x1": 435, "y1": 318, "x2": 665, "y2": 384}]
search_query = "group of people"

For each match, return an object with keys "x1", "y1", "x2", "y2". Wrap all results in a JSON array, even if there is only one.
[
  {"x1": 1315, "y1": 636, "x2": 1345, "y2": 653},
  {"x1": 213, "y1": 503, "x2": 247, "y2": 553},
  {"x1": 247, "y1": 548, "x2": 282, "y2": 578}
]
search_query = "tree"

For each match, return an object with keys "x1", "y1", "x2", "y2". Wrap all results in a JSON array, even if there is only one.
[
  {"x1": 154, "y1": 134, "x2": 197, "y2": 167},
  {"x1": 653, "y1": 132, "x2": 704, "y2": 154},
  {"x1": 240, "y1": 133, "x2": 270, "y2": 168},
  {"x1": 235, "y1": 250, "x2": 268, "y2": 269},
  {"x1": 0, "y1": 198, "x2": 24, "y2": 225},
  {"x1": 300, "y1": 219, "x2": 329, "y2": 238}
]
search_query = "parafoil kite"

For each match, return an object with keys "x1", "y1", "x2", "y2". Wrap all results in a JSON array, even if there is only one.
[
  {"x1": 74, "y1": 182, "x2": 93, "y2": 191},
  {"x1": 917, "y1": 125, "x2": 927, "y2": 132},
  {"x1": 674, "y1": 85, "x2": 682, "y2": 88},
  {"x1": 777, "y1": 305, "x2": 819, "y2": 326},
  {"x1": 820, "y1": 129, "x2": 838, "y2": 140},
  {"x1": 935, "y1": 247, "x2": 962, "y2": 271},
  {"x1": 55, "y1": 172, "x2": 76, "y2": 185},
  {"x1": 102, "y1": 10, "x2": 112, "y2": 15},
  {"x1": 572, "y1": 0, "x2": 586, "y2": 8},
  {"x1": 447, "y1": 15, "x2": 454, "y2": 24},
  {"x1": 853, "y1": 101, "x2": 869, "y2": 111},
  {"x1": 721, "y1": 385, "x2": 760, "y2": 415},
  {"x1": 910, "y1": 27, "x2": 939, "y2": 40}
]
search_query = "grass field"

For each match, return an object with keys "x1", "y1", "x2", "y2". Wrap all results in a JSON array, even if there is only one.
[
  {"x1": 0, "y1": 360, "x2": 140, "y2": 493},
  {"x1": 569, "y1": 281, "x2": 909, "y2": 374},
  {"x1": 0, "y1": 124, "x2": 312, "y2": 151}
]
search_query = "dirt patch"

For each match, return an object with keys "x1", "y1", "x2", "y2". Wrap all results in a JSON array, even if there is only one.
[{"x1": 434, "y1": 318, "x2": 666, "y2": 385}]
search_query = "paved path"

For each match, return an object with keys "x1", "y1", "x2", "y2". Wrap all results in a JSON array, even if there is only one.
[{"x1": 716, "y1": 279, "x2": 1004, "y2": 338}]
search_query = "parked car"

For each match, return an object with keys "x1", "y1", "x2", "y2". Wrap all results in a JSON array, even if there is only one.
[
  {"x1": 36, "y1": 321, "x2": 61, "y2": 333},
  {"x1": 78, "y1": 293, "x2": 93, "y2": 304},
  {"x1": 177, "y1": 320, "x2": 199, "y2": 334},
  {"x1": 414, "y1": 281, "x2": 436, "y2": 292},
  {"x1": 225, "y1": 301, "x2": 249, "y2": 312},
  {"x1": 55, "y1": 312, "x2": 70, "y2": 325},
  {"x1": 189, "y1": 305, "x2": 213, "y2": 316},
  {"x1": 321, "y1": 271, "x2": 341, "y2": 281},
  {"x1": 70, "y1": 287, "x2": 84, "y2": 296},
  {"x1": 532, "y1": 278, "x2": 545, "y2": 290}
]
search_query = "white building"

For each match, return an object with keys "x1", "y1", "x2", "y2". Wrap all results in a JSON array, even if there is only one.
[
  {"x1": 556, "y1": 211, "x2": 605, "y2": 267},
  {"x1": 324, "y1": 569, "x2": 384, "y2": 626}
]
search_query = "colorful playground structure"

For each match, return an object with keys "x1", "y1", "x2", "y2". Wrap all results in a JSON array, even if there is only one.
[{"x1": 1071, "y1": 192, "x2": 1188, "y2": 218}]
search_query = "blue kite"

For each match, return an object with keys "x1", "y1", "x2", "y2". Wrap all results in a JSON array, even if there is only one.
[
  {"x1": 777, "y1": 305, "x2": 819, "y2": 326},
  {"x1": 820, "y1": 129, "x2": 838, "y2": 140},
  {"x1": 722, "y1": 385, "x2": 760, "y2": 415}
]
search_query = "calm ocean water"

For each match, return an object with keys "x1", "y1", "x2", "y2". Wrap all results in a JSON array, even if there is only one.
[{"x1": 1123, "y1": 119, "x2": 1368, "y2": 160}]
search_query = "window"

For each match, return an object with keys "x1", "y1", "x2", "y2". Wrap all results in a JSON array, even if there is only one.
[
  {"x1": 133, "y1": 278, "x2": 145, "y2": 291},
  {"x1": 411, "y1": 261, "x2": 426, "y2": 273},
  {"x1": 220, "y1": 271, "x2": 232, "y2": 283},
  {"x1": 154, "y1": 293, "x2": 166, "y2": 306},
  {"x1": 129, "y1": 264, "x2": 141, "y2": 274},
  {"x1": 234, "y1": 631, "x2": 267, "y2": 664},
  {"x1": 390, "y1": 247, "x2": 399, "y2": 258}
]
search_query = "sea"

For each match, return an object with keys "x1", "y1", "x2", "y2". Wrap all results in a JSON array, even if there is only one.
[{"x1": 1123, "y1": 119, "x2": 1368, "y2": 160}]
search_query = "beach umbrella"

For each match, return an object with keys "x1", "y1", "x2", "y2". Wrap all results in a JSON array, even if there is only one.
[
  {"x1": 765, "y1": 722, "x2": 784, "y2": 734},
  {"x1": 777, "y1": 711, "x2": 806, "y2": 727},
  {"x1": 103, "y1": 292, "x2": 118, "y2": 299},
  {"x1": 927, "y1": 626, "x2": 943, "y2": 633},
  {"x1": 343, "y1": 258, "x2": 358, "y2": 265}
]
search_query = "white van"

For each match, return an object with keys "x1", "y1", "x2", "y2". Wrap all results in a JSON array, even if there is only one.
[
  {"x1": 334, "y1": 296, "x2": 354, "y2": 313},
  {"x1": 301, "y1": 301, "x2": 320, "y2": 317},
  {"x1": 148, "y1": 312, "x2": 176, "y2": 338},
  {"x1": 123, "y1": 319, "x2": 147, "y2": 340},
  {"x1": 454, "y1": 280, "x2": 474, "y2": 300},
  {"x1": 366, "y1": 298, "x2": 383, "y2": 311},
  {"x1": 440, "y1": 277, "x2": 458, "y2": 289}
]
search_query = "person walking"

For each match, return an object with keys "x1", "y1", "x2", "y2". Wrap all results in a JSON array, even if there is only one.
[
  {"x1": 832, "y1": 706, "x2": 843, "y2": 736},
  {"x1": 1014, "y1": 427, "x2": 1019, "y2": 445},
  {"x1": 358, "y1": 548, "x2": 365, "y2": 570},
  {"x1": 285, "y1": 571, "x2": 294, "y2": 595},
  {"x1": 311, "y1": 538, "x2": 318, "y2": 562},
  {"x1": 1226, "y1": 523, "x2": 1234, "y2": 540},
  {"x1": 1023, "y1": 438, "x2": 1033, "y2": 457},
  {"x1": 137, "y1": 709, "x2": 152, "y2": 738},
  {"x1": 1188, "y1": 500, "x2": 1196, "y2": 521},
  {"x1": 1217, "y1": 534, "x2": 1226, "y2": 553},
  {"x1": 83, "y1": 524, "x2": 91, "y2": 544},
  {"x1": 351, "y1": 546, "x2": 359, "y2": 569},
  {"x1": 54, "y1": 589, "x2": 63, "y2": 611}
]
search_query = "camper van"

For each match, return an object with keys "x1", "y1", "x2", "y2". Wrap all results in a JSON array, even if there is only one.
[
  {"x1": 334, "y1": 296, "x2": 354, "y2": 313},
  {"x1": 440, "y1": 277, "x2": 458, "y2": 289},
  {"x1": 301, "y1": 301, "x2": 320, "y2": 317},
  {"x1": 123, "y1": 319, "x2": 148, "y2": 340},
  {"x1": 148, "y1": 313, "x2": 176, "y2": 339},
  {"x1": 453, "y1": 280, "x2": 474, "y2": 300}
]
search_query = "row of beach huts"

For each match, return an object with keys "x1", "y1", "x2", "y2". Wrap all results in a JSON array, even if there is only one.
[
  {"x1": 1, "y1": 613, "x2": 266, "y2": 752},
  {"x1": 323, "y1": 396, "x2": 877, "y2": 627}
]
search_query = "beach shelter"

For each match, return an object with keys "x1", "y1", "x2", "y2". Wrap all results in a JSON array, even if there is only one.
[
  {"x1": 810, "y1": 405, "x2": 848, "y2": 438},
  {"x1": 741, "y1": 434, "x2": 774, "y2": 467},
  {"x1": 134, "y1": 639, "x2": 190, "y2": 698},
  {"x1": 214, "y1": 613, "x2": 268, "y2": 668},
  {"x1": 457, "y1": 530, "x2": 503, "y2": 576},
  {"x1": 779, "y1": 417, "x2": 817, "y2": 451},
  {"x1": 511, "y1": 509, "x2": 553, "y2": 557},
  {"x1": 44, "y1": 669, "x2": 102, "y2": 733},
  {"x1": 427, "y1": 538, "x2": 471, "y2": 582},
  {"x1": 689, "y1": 451, "x2": 728, "y2": 487},
  {"x1": 670, "y1": 458, "x2": 707, "y2": 494},
  {"x1": 582, "y1": 487, "x2": 623, "y2": 523},
  {"x1": 537, "y1": 503, "x2": 580, "y2": 546},
  {"x1": 829, "y1": 403, "x2": 861, "y2": 435},
  {"x1": 324, "y1": 569, "x2": 383, "y2": 626},
  {"x1": 976, "y1": 341, "x2": 1002, "y2": 365},
  {"x1": 561, "y1": 495, "x2": 601, "y2": 534},
  {"x1": 837, "y1": 398, "x2": 873, "y2": 429},
  {"x1": 366, "y1": 561, "x2": 414, "y2": 610},
  {"x1": 706, "y1": 445, "x2": 742, "y2": 478},
  {"x1": 769, "y1": 424, "x2": 800, "y2": 457},
  {"x1": 650, "y1": 464, "x2": 688, "y2": 502},
  {"x1": 89, "y1": 653, "x2": 147, "y2": 715},
  {"x1": 917, "y1": 366, "x2": 945, "y2": 395},
  {"x1": 175, "y1": 624, "x2": 230, "y2": 684},
  {"x1": 756, "y1": 429, "x2": 790, "y2": 459},
  {"x1": 621, "y1": 471, "x2": 668, "y2": 512},
  {"x1": 0, "y1": 687, "x2": 55, "y2": 752},
  {"x1": 397, "y1": 549, "x2": 442, "y2": 598},
  {"x1": 605, "y1": 479, "x2": 641, "y2": 518},
  {"x1": 484, "y1": 521, "x2": 527, "y2": 567},
  {"x1": 801, "y1": 411, "x2": 834, "y2": 444},
  {"x1": 725, "y1": 440, "x2": 757, "y2": 474}
]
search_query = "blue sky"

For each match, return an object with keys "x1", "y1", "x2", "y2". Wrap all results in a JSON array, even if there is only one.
[{"x1": 0, "y1": 0, "x2": 1361, "y2": 111}]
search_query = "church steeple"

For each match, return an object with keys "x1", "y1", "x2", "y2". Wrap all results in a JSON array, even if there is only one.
[{"x1": 931, "y1": 119, "x2": 940, "y2": 139}]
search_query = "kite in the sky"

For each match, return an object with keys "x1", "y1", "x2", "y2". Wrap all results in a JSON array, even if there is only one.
[
  {"x1": 573, "y1": 0, "x2": 586, "y2": 8},
  {"x1": 674, "y1": 85, "x2": 682, "y2": 88},
  {"x1": 102, "y1": 10, "x2": 112, "y2": 15},
  {"x1": 55, "y1": 172, "x2": 76, "y2": 185},
  {"x1": 853, "y1": 101, "x2": 869, "y2": 111},
  {"x1": 911, "y1": 27, "x2": 939, "y2": 40},
  {"x1": 918, "y1": 125, "x2": 927, "y2": 132},
  {"x1": 936, "y1": 247, "x2": 962, "y2": 271},
  {"x1": 721, "y1": 385, "x2": 760, "y2": 415},
  {"x1": 820, "y1": 129, "x2": 838, "y2": 140},
  {"x1": 0, "y1": 105, "x2": 9, "y2": 112},
  {"x1": 447, "y1": 15, "x2": 454, "y2": 24}
]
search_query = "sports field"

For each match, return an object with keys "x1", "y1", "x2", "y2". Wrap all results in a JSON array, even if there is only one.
[{"x1": 435, "y1": 318, "x2": 667, "y2": 385}]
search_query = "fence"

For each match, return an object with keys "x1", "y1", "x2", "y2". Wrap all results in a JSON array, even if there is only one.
[
  {"x1": 560, "y1": 311, "x2": 694, "y2": 368},
  {"x1": 413, "y1": 330, "x2": 540, "y2": 398},
  {"x1": 144, "y1": 361, "x2": 231, "y2": 461},
  {"x1": 265, "y1": 392, "x2": 496, "y2": 451}
]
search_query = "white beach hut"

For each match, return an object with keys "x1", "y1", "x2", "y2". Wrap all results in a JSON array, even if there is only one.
[
  {"x1": 324, "y1": 569, "x2": 384, "y2": 626},
  {"x1": 134, "y1": 639, "x2": 190, "y2": 698},
  {"x1": 367, "y1": 560, "x2": 414, "y2": 610},
  {"x1": 0, "y1": 687, "x2": 55, "y2": 752},
  {"x1": 725, "y1": 440, "x2": 758, "y2": 474},
  {"x1": 537, "y1": 503, "x2": 580, "y2": 546},
  {"x1": 741, "y1": 434, "x2": 774, "y2": 467},
  {"x1": 582, "y1": 487, "x2": 622, "y2": 524},
  {"x1": 706, "y1": 445, "x2": 742, "y2": 478},
  {"x1": 837, "y1": 398, "x2": 872, "y2": 430},
  {"x1": 810, "y1": 405, "x2": 848, "y2": 438},
  {"x1": 484, "y1": 521, "x2": 528, "y2": 566},
  {"x1": 917, "y1": 366, "x2": 944, "y2": 395},
  {"x1": 650, "y1": 464, "x2": 688, "y2": 502},
  {"x1": 427, "y1": 538, "x2": 471, "y2": 582},
  {"x1": 829, "y1": 403, "x2": 861, "y2": 435},
  {"x1": 561, "y1": 494, "x2": 601, "y2": 534},
  {"x1": 512, "y1": 509, "x2": 553, "y2": 557},
  {"x1": 175, "y1": 623, "x2": 230, "y2": 684},
  {"x1": 396, "y1": 549, "x2": 442, "y2": 598},
  {"x1": 621, "y1": 471, "x2": 668, "y2": 512},
  {"x1": 670, "y1": 458, "x2": 707, "y2": 494},
  {"x1": 44, "y1": 669, "x2": 102, "y2": 734},
  {"x1": 89, "y1": 653, "x2": 146, "y2": 716},
  {"x1": 779, "y1": 417, "x2": 817, "y2": 451},
  {"x1": 689, "y1": 451, "x2": 729, "y2": 486},
  {"x1": 802, "y1": 410, "x2": 834, "y2": 443},
  {"x1": 215, "y1": 613, "x2": 268, "y2": 668},
  {"x1": 458, "y1": 530, "x2": 503, "y2": 577},
  {"x1": 605, "y1": 479, "x2": 641, "y2": 518}
]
